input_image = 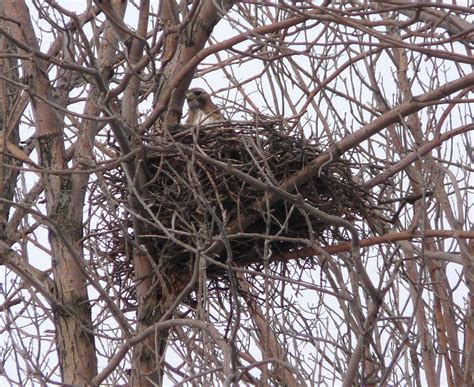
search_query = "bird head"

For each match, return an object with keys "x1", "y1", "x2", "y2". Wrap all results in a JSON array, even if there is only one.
[{"x1": 185, "y1": 88, "x2": 212, "y2": 108}]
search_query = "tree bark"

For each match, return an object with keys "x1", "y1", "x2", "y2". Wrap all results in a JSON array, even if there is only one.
[{"x1": 7, "y1": 0, "x2": 97, "y2": 383}]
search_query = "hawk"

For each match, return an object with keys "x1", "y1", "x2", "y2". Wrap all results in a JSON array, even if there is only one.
[{"x1": 185, "y1": 88, "x2": 224, "y2": 126}]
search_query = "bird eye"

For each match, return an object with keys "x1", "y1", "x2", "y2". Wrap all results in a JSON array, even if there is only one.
[{"x1": 194, "y1": 90, "x2": 202, "y2": 95}]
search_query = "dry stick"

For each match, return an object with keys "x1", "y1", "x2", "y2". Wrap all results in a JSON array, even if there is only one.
[
  {"x1": 281, "y1": 72, "x2": 474, "y2": 194},
  {"x1": 279, "y1": 230, "x2": 474, "y2": 259},
  {"x1": 141, "y1": 73, "x2": 473, "y2": 384},
  {"x1": 91, "y1": 319, "x2": 232, "y2": 386},
  {"x1": 167, "y1": 73, "x2": 474, "y2": 384},
  {"x1": 342, "y1": 299, "x2": 383, "y2": 387},
  {"x1": 237, "y1": 274, "x2": 300, "y2": 387},
  {"x1": 0, "y1": 197, "x2": 133, "y2": 336},
  {"x1": 0, "y1": 297, "x2": 22, "y2": 312},
  {"x1": 366, "y1": 123, "x2": 473, "y2": 189},
  {"x1": 171, "y1": 143, "x2": 379, "y2": 303},
  {"x1": 380, "y1": 0, "x2": 474, "y2": 47},
  {"x1": 140, "y1": 9, "x2": 474, "y2": 131},
  {"x1": 0, "y1": 240, "x2": 58, "y2": 307},
  {"x1": 166, "y1": 65, "x2": 474, "y2": 284}
]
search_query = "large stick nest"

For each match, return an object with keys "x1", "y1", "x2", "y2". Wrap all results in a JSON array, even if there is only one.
[{"x1": 92, "y1": 121, "x2": 373, "y2": 297}]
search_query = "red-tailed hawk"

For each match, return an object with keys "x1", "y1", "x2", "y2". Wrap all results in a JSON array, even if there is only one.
[{"x1": 185, "y1": 88, "x2": 224, "y2": 126}]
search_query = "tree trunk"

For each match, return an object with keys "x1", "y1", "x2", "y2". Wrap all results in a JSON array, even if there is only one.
[{"x1": 7, "y1": 0, "x2": 98, "y2": 383}]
